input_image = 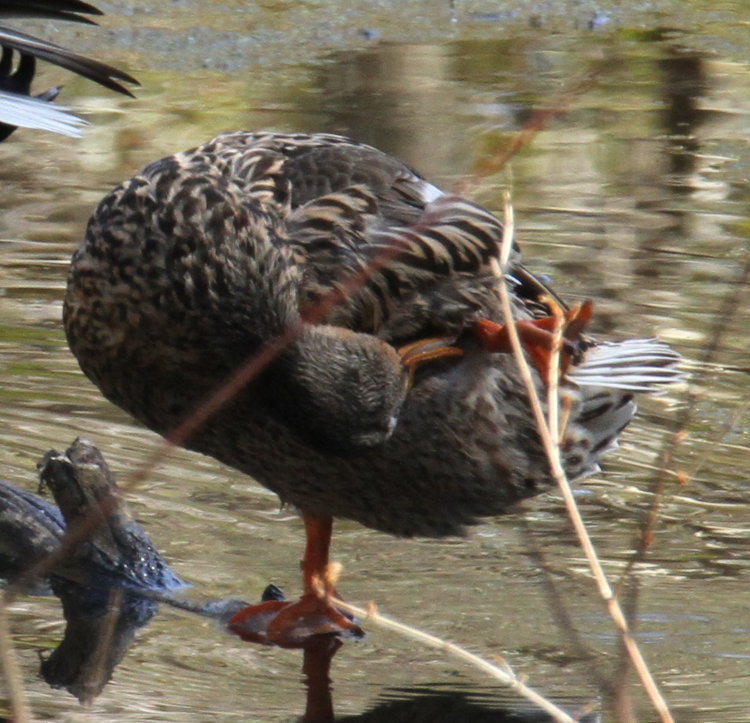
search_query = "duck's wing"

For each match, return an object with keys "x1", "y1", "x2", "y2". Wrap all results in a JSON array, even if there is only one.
[
  {"x1": 292, "y1": 187, "x2": 514, "y2": 341},
  {"x1": 0, "y1": 86, "x2": 85, "y2": 136},
  {"x1": 0, "y1": 24, "x2": 138, "y2": 97},
  {"x1": 0, "y1": 0, "x2": 138, "y2": 140},
  {"x1": 206, "y1": 131, "x2": 525, "y2": 343}
]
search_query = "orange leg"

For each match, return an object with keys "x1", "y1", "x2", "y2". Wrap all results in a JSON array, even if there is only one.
[
  {"x1": 301, "y1": 513, "x2": 333, "y2": 596},
  {"x1": 475, "y1": 301, "x2": 592, "y2": 381},
  {"x1": 301, "y1": 635, "x2": 342, "y2": 723},
  {"x1": 227, "y1": 513, "x2": 362, "y2": 648}
]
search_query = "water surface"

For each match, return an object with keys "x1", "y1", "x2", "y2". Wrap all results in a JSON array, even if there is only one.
[{"x1": 1, "y1": 1, "x2": 749, "y2": 720}]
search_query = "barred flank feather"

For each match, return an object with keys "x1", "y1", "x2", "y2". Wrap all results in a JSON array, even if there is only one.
[{"x1": 562, "y1": 338, "x2": 682, "y2": 477}]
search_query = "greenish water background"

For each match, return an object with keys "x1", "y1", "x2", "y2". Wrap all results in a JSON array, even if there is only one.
[{"x1": 1, "y1": 1, "x2": 749, "y2": 720}]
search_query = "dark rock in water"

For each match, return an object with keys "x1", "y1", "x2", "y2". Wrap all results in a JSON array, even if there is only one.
[
  {"x1": 0, "y1": 437, "x2": 186, "y2": 702},
  {"x1": 38, "y1": 437, "x2": 186, "y2": 593},
  {"x1": 0, "y1": 478, "x2": 65, "y2": 594}
]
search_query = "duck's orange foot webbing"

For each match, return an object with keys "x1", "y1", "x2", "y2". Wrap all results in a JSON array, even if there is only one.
[
  {"x1": 475, "y1": 300, "x2": 593, "y2": 382},
  {"x1": 227, "y1": 592, "x2": 360, "y2": 648},
  {"x1": 227, "y1": 513, "x2": 363, "y2": 648}
]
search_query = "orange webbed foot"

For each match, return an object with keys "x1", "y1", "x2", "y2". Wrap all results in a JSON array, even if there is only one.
[
  {"x1": 475, "y1": 300, "x2": 593, "y2": 381},
  {"x1": 228, "y1": 591, "x2": 362, "y2": 648},
  {"x1": 228, "y1": 514, "x2": 363, "y2": 648}
]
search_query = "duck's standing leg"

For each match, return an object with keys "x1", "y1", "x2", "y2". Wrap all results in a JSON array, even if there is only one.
[{"x1": 228, "y1": 513, "x2": 361, "y2": 647}]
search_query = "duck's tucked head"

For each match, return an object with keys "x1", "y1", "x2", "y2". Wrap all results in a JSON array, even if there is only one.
[{"x1": 272, "y1": 325, "x2": 409, "y2": 453}]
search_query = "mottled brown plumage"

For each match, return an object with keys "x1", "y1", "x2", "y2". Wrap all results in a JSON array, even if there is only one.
[
  {"x1": 64, "y1": 131, "x2": 680, "y2": 542},
  {"x1": 64, "y1": 131, "x2": 684, "y2": 644}
]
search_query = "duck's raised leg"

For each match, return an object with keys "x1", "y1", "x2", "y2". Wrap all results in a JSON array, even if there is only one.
[
  {"x1": 475, "y1": 300, "x2": 592, "y2": 380},
  {"x1": 228, "y1": 513, "x2": 361, "y2": 648}
]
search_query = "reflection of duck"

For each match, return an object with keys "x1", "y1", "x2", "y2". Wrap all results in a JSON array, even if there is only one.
[
  {"x1": 0, "y1": 0, "x2": 137, "y2": 140},
  {"x1": 338, "y1": 684, "x2": 600, "y2": 723},
  {"x1": 64, "y1": 131, "x2": 681, "y2": 646}
]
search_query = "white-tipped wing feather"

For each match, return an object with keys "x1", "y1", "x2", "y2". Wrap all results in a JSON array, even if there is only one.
[
  {"x1": 0, "y1": 89, "x2": 86, "y2": 136},
  {"x1": 570, "y1": 338, "x2": 683, "y2": 393}
]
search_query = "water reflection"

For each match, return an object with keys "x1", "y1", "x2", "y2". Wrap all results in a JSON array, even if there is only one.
[
  {"x1": 40, "y1": 584, "x2": 156, "y2": 703},
  {"x1": 303, "y1": 39, "x2": 537, "y2": 181},
  {"x1": 1, "y1": 441, "x2": 599, "y2": 722},
  {"x1": 658, "y1": 42, "x2": 709, "y2": 181},
  {"x1": 0, "y1": 9, "x2": 749, "y2": 723},
  {"x1": 338, "y1": 685, "x2": 600, "y2": 723}
]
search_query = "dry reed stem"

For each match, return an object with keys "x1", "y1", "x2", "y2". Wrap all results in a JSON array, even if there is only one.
[
  {"x1": 330, "y1": 597, "x2": 578, "y2": 723},
  {"x1": 494, "y1": 193, "x2": 674, "y2": 723},
  {"x1": 614, "y1": 250, "x2": 749, "y2": 679},
  {"x1": 613, "y1": 246, "x2": 749, "y2": 624},
  {"x1": 0, "y1": 592, "x2": 32, "y2": 722},
  {"x1": 631, "y1": 248, "x2": 750, "y2": 572}
]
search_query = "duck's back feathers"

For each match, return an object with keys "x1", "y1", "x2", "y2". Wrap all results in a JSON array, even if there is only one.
[{"x1": 177, "y1": 131, "x2": 518, "y2": 342}]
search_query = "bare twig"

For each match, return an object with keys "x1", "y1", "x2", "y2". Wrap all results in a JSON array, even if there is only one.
[
  {"x1": 629, "y1": 247, "x2": 750, "y2": 574},
  {"x1": 494, "y1": 193, "x2": 674, "y2": 723},
  {"x1": 0, "y1": 592, "x2": 32, "y2": 722},
  {"x1": 331, "y1": 597, "x2": 579, "y2": 723}
]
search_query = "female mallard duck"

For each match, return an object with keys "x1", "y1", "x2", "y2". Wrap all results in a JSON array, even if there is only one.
[{"x1": 63, "y1": 131, "x2": 680, "y2": 646}]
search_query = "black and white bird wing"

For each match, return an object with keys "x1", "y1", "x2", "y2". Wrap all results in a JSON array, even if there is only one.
[
  {"x1": 0, "y1": 87, "x2": 84, "y2": 135},
  {"x1": 0, "y1": 0, "x2": 138, "y2": 139},
  {"x1": 0, "y1": 24, "x2": 138, "y2": 96}
]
